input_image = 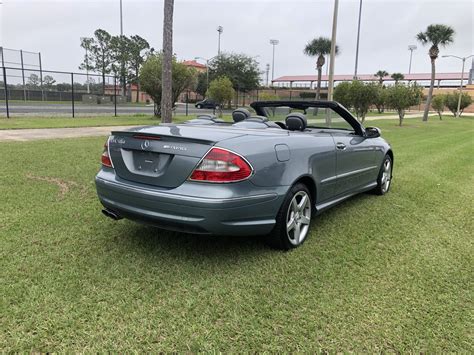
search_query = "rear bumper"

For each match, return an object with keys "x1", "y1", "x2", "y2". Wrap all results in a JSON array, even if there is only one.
[{"x1": 95, "y1": 170, "x2": 288, "y2": 236}]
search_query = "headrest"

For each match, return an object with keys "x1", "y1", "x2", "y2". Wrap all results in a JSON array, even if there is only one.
[
  {"x1": 196, "y1": 114, "x2": 218, "y2": 120},
  {"x1": 232, "y1": 108, "x2": 251, "y2": 122},
  {"x1": 246, "y1": 115, "x2": 269, "y2": 123},
  {"x1": 285, "y1": 112, "x2": 307, "y2": 131}
]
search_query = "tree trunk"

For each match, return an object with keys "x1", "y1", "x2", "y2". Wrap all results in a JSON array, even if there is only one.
[
  {"x1": 398, "y1": 109, "x2": 405, "y2": 126},
  {"x1": 316, "y1": 66, "x2": 322, "y2": 100},
  {"x1": 438, "y1": 112, "x2": 442, "y2": 120},
  {"x1": 423, "y1": 58, "x2": 436, "y2": 122},
  {"x1": 135, "y1": 68, "x2": 140, "y2": 103},
  {"x1": 161, "y1": 0, "x2": 174, "y2": 123}
]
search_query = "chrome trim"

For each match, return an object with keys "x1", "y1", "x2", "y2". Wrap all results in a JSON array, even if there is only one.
[
  {"x1": 320, "y1": 165, "x2": 377, "y2": 184},
  {"x1": 106, "y1": 135, "x2": 115, "y2": 169}
]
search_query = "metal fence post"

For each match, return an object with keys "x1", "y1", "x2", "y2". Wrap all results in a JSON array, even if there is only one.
[
  {"x1": 114, "y1": 76, "x2": 117, "y2": 117},
  {"x1": 20, "y1": 50, "x2": 26, "y2": 101},
  {"x1": 3, "y1": 66, "x2": 10, "y2": 118},
  {"x1": 39, "y1": 52, "x2": 44, "y2": 101},
  {"x1": 71, "y1": 72, "x2": 75, "y2": 118}
]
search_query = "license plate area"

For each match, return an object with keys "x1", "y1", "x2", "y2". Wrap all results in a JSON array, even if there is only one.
[{"x1": 121, "y1": 149, "x2": 172, "y2": 177}]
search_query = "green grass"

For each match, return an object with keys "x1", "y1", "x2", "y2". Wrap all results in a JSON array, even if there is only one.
[{"x1": 1, "y1": 117, "x2": 473, "y2": 351}]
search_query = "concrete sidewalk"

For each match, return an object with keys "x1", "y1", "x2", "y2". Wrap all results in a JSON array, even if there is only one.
[{"x1": 0, "y1": 126, "x2": 141, "y2": 142}]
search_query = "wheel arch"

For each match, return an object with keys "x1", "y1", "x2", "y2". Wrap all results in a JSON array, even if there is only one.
[
  {"x1": 292, "y1": 175, "x2": 317, "y2": 213},
  {"x1": 386, "y1": 149, "x2": 394, "y2": 165}
]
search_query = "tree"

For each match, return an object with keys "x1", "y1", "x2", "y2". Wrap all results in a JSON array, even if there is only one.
[
  {"x1": 444, "y1": 92, "x2": 472, "y2": 117},
  {"x1": 431, "y1": 94, "x2": 445, "y2": 120},
  {"x1": 79, "y1": 29, "x2": 114, "y2": 93},
  {"x1": 349, "y1": 81, "x2": 378, "y2": 123},
  {"x1": 375, "y1": 70, "x2": 389, "y2": 85},
  {"x1": 140, "y1": 53, "x2": 196, "y2": 117},
  {"x1": 195, "y1": 72, "x2": 208, "y2": 97},
  {"x1": 333, "y1": 81, "x2": 352, "y2": 109},
  {"x1": 161, "y1": 0, "x2": 174, "y2": 123},
  {"x1": 110, "y1": 35, "x2": 132, "y2": 96},
  {"x1": 416, "y1": 24, "x2": 455, "y2": 121},
  {"x1": 27, "y1": 74, "x2": 40, "y2": 88},
  {"x1": 303, "y1": 37, "x2": 339, "y2": 100},
  {"x1": 128, "y1": 35, "x2": 151, "y2": 102},
  {"x1": 208, "y1": 53, "x2": 261, "y2": 93},
  {"x1": 374, "y1": 85, "x2": 388, "y2": 113},
  {"x1": 391, "y1": 72, "x2": 405, "y2": 84},
  {"x1": 386, "y1": 83, "x2": 423, "y2": 126},
  {"x1": 207, "y1": 76, "x2": 235, "y2": 117},
  {"x1": 43, "y1": 75, "x2": 56, "y2": 90}
]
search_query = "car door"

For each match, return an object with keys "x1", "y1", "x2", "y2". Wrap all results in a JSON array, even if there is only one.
[{"x1": 331, "y1": 130, "x2": 377, "y2": 196}]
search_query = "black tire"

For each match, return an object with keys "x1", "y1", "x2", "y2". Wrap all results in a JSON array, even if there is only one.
[
  {"x1": 373, "y1": 154, "x2": 393, "y2": 195},
  {"x1": 266, "y1": 183, "x2": 313, "y2": 250},
  {"x1": 196, "y1": 104, "x2": 202, "y2": 109}
]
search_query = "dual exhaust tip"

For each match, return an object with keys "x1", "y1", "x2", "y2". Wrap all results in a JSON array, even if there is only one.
[{"x1": 102, "y1": 208, "x2": 123, "y2": 221}]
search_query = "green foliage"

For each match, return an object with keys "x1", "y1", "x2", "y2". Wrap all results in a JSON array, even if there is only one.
[
  {"x1": 139, "y1": 53, "x2": 197, "y2": 117},
  {"x1": 386, "y1": 83, "x2": 423, "y2": 125},
  {"x1": 299, "y1": 92, "x2": 316, "y2": 99},
  {"x1": 208, "y1": 53, "x2": 261, "y2": 92},
  {"x1": 416, "y1": 24, "x2": 455, "y2": 54},
  {"x1": 207, "y1": 76, "x2": 235, "y2": 117},
  {"x1": 303, "y1": 37, "x2": 339, "y2": 60},
  {"x1": 259, "y1": 91, "x2": 280, "y2": 101},
  {"x1": 374, "y1": 85, "x2": 388, "y2": 113},
  {"x1": 431, "y1": 95, "x2": 445, "y2": 120},
  {"x1": 43, "y1": 75, "x2": 56, "y2": 89},
  {"x1": 375, "y1": 70, "x2": 389, "y2": 84},
  {"x1": 195, "y1": 72, "x2": 208, "y2": 97},
  {"x1": 27, "y1": 74, "x2": 40, "y2": 88},
  {"x1": 444, "y1": 92, "x2": 473, "y2": 116},
  {"x1": 391, "y1": 73, "x2": 405, "y2": 83},
  {"x1": 333, "y1": 82, "x2": 352, "y2": 109}
]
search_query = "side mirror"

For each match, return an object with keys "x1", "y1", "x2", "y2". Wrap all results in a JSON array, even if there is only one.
[{"x1": 365, "y1": 127, "x2": 381, "y2": 138}]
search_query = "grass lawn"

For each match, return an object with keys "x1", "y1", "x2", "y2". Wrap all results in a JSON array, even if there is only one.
[{"x1": 1, "y1": 117, "x2": 472, "y2": 351}]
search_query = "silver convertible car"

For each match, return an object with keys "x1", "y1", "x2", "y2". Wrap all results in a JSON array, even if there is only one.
[{"x1": 96, "y1": 101, "x2": 393, "y2": 250}]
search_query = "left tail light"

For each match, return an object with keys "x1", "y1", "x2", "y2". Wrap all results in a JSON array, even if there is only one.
[
  {"x1": 101, "y1": 139, "x2": 113, "y2": 168},
  {"x1": 189, "y1": 147, "x2": 253, "y2": 183}
]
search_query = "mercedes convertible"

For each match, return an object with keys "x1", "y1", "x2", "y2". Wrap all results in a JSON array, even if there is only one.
[{"x1": 95, "y1": 101, "x2": 393, "y2": 250}]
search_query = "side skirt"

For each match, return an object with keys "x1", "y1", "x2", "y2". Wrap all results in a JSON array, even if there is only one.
[{"x1": 314, "y1": 181, "x2": 377, "y2": 215}]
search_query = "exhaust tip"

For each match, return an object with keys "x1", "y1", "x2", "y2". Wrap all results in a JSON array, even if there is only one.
[{"x1": 102, "y1": 208, "x2": 122, "y2": 221}]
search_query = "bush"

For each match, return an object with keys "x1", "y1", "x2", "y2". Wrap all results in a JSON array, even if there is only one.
[
  {"x1": 207, "y1": 76, "x2": 235, "y2": 117},
  {"x1": 374, "y1": 85, "x2": 388, "y2": 114},
  {"x1": 431, "y1": 95, "x2": 445, "y2": 120},
  {"x1": 444, "y1": 92, "x2": 473, "y2": 117},
  {"x1": 333, "y1": 82, "x2": 352, "y2": 110},
  {"x1": 386, "y1": 83, "x2": 423, "y2": 126},
  {"x1": 299, "y1": 92, "x2": 317, "y2": 99},
  {"x1": 259, "y1": 92, "x2": 280, "y2": 101}
]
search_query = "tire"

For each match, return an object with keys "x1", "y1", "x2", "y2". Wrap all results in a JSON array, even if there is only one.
[
  {"x1": 266, "y1": 183, "x2": 313, "y2": 250},
  {"x1": 196, "y1": 104, "x2": 202, "y2": 109},
  {"x1": 373, "y1": 154, "x2": 393, "y2": 195}
]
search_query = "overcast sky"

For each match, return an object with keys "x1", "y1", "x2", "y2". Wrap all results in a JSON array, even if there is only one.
[{"x1": 1, "y1": 0, "x2": 473, "y2": 80}]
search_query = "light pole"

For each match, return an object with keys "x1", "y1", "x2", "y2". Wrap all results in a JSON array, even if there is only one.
[
  {"x1": 353, "y1": 0, "x2": 363, "y2": 80},
  {"x1": 195, "y1": 56, "x2": 217, "y2": 92},
  {"x1": 120, "y1": 0, "x2": 123, "y2": 35},
  {"x1": 408, "y1": 45, "x2": 417, "y2": 74},
  {"x1": 265, "y1": 63, "x2": 270, "y2": 87},
  {"x1": 327, "y1": 0, "x2": 339, "y2": 101},
  {"x1": 217, "y1": 26, "x2": 223, "y2": 55},
  {"x1": 442, "y1": 54, "x2": 474, "y2": 117},
  {"x1": 270, "y1": 39, "x2": 279, "y2": 84}
]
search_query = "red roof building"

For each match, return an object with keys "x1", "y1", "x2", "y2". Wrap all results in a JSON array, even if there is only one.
[{"x1": 182, "y1": 60, "x2": 207, "y2": 73}]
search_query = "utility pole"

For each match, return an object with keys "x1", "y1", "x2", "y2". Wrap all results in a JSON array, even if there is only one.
[
  {"x1": 353, "y1": 0, "x2": 362, "y2": 80},
  {"x1": 217, "y1": 26, "x2": 223, "y2": 55},
  {"x1": 408, "y1": 45, "x2": 417, "y2": 74},
  {"x1": 327, "y1": 0, "x2": 339, "y2": 101},
  {"x1": 270, "y1": 39, "x2": 279, "y2": 84},
  {"x1": 265, "y1": 63, "x2": 270, "y2": 87},
  {"x1": 120, "y1": 0, "x2": 123, "y2": 35}
]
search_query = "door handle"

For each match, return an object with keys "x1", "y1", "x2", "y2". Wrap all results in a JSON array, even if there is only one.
[{"x1": 336, "y1": 142, "x2": 346, "y2": 150}]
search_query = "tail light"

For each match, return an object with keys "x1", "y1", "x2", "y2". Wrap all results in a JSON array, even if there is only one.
[
  {"x1": 101, "y1": 139, "x2": 113, "y2": 168},
  {"x1": 189, "y1": 147, "x2": 252, "y2": 183}
]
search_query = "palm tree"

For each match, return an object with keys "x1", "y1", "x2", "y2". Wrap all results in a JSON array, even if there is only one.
[
  {"x1": 161, "y1": 0, "x2": 174, "y2": 123},
  {"x1": 375, "y1": 70, "x2": 389, "y2": 85},
  {"x1": 416, "y1": 24, "x2": 455, "y2": 121},
  {"x1": 304, "y1": 37, "x2": 339, "y2": 100},
  {"x1": 391, "y1": 72, "x2": 405, "y2": 84}
]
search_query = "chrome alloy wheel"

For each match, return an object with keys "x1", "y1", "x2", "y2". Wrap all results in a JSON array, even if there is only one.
[
  {"x1": 381, "y1": 159, "x2": 392, "y2": 193},
  {"x1": 286, "y1": 191, "x2": 311, "y2": 245}
]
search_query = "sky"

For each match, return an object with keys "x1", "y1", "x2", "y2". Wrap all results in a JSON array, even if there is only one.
[{"x1": 0, "y1": 0, "x2": 473, "y2": 80}]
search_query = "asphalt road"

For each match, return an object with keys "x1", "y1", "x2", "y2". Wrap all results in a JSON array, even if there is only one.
[{"x1": 0, "y1": 102, "x2": 228, "y2": 117}]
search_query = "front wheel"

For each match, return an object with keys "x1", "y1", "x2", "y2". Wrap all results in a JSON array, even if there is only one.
[
  {"x1": 266, "y1": 183, "x2": 312, "y2": 250},
  {"x1": 373, "y1": 154, "x2": 393, "y2": 195},
  {"x1": 196, "y1": 104, "x2": 202, "y2": 109}
]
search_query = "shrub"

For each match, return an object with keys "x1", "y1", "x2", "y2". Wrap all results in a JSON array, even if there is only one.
[
  {"x1": 333, "y1": 82, "x2": 352, "y2": 110},
  {"x1": 444, "y1": 92, "x2": 473, "y2": 117},
  {"x1": 431, "y1": 95, "x2": 445, "y2": 120},
  {"x1": 386, "y1": 83, "x2": 423, "y2": 126},
  {"x1": 207, "y1": 76, "x2": 235, "y2": 117}
]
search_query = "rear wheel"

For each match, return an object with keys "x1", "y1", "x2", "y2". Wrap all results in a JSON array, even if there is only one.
[
  {"x1": 266, "y1": 183, "x2": 312, "y2": 250},
  {"x1": 373, "y1": 154, "x2": 392, "y2": 195},
  {"x1": 196, "y1": 104, "x2": 202, "y2": 109}
]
